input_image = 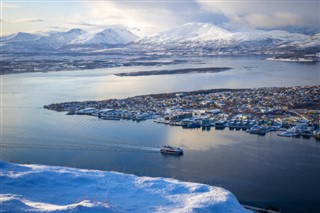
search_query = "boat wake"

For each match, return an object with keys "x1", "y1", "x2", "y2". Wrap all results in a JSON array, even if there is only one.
[
  {"x1": 1, "y1": 142, "x2": 160, "y2": 153},
  {"x1": 1, "y1": 138, "x2": 160, "y2": 154}
]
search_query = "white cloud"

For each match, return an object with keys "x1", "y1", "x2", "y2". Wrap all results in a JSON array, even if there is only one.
[
  {"x1": 1, "y1": 19, "x2": 43, "y2": 23},
  {"x1": 196, "y1": 0, "x2": 319, "y2": 28},
  {"x1": 2, "y1": 0, "x2": 318, "y2": 36},
  {"x1": 241, "y1": 12, "x2": 304, "y2": 28},
  {"x1": 0, "y1": 3, "x2": 21, "y2": 9},
  {"x1": 66, "y1": 1, "x2": 205, "y2": 34}
]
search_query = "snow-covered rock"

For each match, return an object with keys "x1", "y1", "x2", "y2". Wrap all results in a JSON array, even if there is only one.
[{"x1": 0, "y1": 160, "x2": 250, "y2": 212}]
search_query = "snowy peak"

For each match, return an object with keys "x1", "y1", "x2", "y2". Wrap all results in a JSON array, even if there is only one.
[
  {"x1": 72, "y1": 28, "x2": 138, "y2": 45},
  {"x1": 2, "y1": 32, "x2": 40, "y2": 42},
  {"x1": 136, "y1": 22, "x2": 317, "y2": 52},
  {"x1": 1, "y1": 22, "x2": 319, "y2": 53},
  {"x1": 141, "y1": 22, "x2": 231, "y2": 44},
  {"x1": 141, "y1": 22, "x2": 309, "y2": 44},
  {"x1": 36, "y1": 28, "x2": 87, "y2": 49},
  {"x1": 179, "y1": 22, "x2": 230, "y2": 39},
  {"x1": 1, "y1": 27, "x2": 139, "y2": 51}
]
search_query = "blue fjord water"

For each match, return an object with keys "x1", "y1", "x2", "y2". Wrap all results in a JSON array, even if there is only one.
[{"x1": 1, "y1": 56, "x2": 320, "y2": 212}]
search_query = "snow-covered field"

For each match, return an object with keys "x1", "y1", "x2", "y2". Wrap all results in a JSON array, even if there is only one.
[{"x1": 0, "y1": 160, "x2": 250, "y2": 212}]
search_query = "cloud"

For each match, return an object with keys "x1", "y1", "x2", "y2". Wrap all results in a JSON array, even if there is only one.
[
  {"x1": 65, "y1": 21, "x2": 100, "y2": 27},
  {"x1": 240, "y1": 12, "x2": 304, "y2": 28},
  {"x1": 1, "y1": 19, "x2": 43, "y2": 23},
  {"x1": 196, "y1": 0, "x2": 319, "y2": 28},
  {"x1": 71, "y1": 1, "x2": 222, "y2": 33},
  {"x1": 0, "y1": 3, "x2": 21, "y2": 9},
  {"x1": 64, "y1": 0, "x2": 318, "y2": 33},
  {"x1": 2, "y1": 0, "x2": 317, "y2": 36}
]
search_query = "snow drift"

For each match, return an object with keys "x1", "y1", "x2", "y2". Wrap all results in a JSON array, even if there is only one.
[{"x1": 0, "y1": 160, "x2": 250, "y2": 212}]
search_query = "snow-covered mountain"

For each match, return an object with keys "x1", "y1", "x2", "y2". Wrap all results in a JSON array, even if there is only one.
[
  {"x1": 139, "y1": 22, "x2": 230, "y2": 44},
  {"x1": 71, "y1": 28, "x2": 138, "y2": 45},
  {"x1": 1, "y1": 32, "x2": 41, "y2": 42},
  {"x1": 136, "y1": 22, "x2": 315, "y2": 53},
  {"x1": 36, "y1": 29, "x2": 86, "y2": 49},
  {"x1": 1, "y1": 22, "x2": 319, "y2": 54},
  {"x1": 0, "y1": 27, "x2": 139, "y2": 52}
]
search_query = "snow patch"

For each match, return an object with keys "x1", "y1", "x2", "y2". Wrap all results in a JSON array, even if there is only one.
[{"x1": 0, "y1": 160, "x2": 250, "y2": 212}]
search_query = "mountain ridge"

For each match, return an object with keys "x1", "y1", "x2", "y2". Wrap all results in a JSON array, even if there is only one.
[{"x1": 1, "y1": 22, "x2": 319, "y2": 54}]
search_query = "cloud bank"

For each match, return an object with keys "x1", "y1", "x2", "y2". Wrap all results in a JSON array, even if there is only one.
[{"x1": 1, "y1": 0, "x2": 319, "y2": 35}]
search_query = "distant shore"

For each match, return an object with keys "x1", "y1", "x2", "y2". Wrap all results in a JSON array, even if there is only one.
[
  {"x1": 115, "y1": 67, "x2": 231, "y2": 76},
  {"x1": 265, "y1": 57, "x2": 317, "y2": 63}
]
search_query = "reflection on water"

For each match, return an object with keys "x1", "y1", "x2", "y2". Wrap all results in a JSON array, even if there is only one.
[
  {"x1": 1, "y1": 56, "x2": 320, "y2": 213},
  {"x1": 166, "y1": 126, "x2": 241, "y2": 151}
]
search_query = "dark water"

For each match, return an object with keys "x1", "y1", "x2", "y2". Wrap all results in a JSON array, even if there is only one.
[{"x1": 1, "y1": 56, "x2": 320, "y2": 212}]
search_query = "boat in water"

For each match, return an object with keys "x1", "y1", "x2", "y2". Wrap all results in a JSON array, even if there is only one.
[
  {"x1": 160, "y1": 146, "x2": 184, "y2": 155},
  {"x1": 278, "y1": 130, "x2": 299, "y2": 137}
]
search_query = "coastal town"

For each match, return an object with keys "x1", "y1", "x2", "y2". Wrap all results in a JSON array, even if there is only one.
[{"x1": 45, "y1": 85, "x2": 320, "y2": 139}]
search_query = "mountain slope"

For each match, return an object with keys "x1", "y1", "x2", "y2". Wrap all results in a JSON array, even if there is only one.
[
  {"x1": 71, "y1": 28, "x2": 138, "y2": 45},
  {"x1": 1, "y1": 23, "x2": 319, "y2": 54},
  {"x1": 1, "y1": 32, "x2": 41, "y2": 42},
  {"x1": 139, "y1": 22, "x2": 231, "y2": 44},
  {"x1": 0, "y1": 160, "x2": 250, "y2": 213},
  {"x1": 36, "y1": 29, "x2": 86, "y2": 49},
  {"x1": 136, "y1": 23, "x2": 313, "y2": 52},
  {"x1": 0, "y1": 27, "x2": 139, "y2": 52}
]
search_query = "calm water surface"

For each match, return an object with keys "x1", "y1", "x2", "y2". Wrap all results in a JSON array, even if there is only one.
[{"x1": 1, "y1": 56, "x2": 320, "y2": 212}]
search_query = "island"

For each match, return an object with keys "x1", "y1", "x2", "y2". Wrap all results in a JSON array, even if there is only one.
[
  {"x1": 115, "y1": 67, "x2": 231, "y2": 76},
  {"x1": 44, "y1": 85, "x2": 320, "y2": 139},
  {"x1": 265, "y1": 53, "x2": 319, "y2": 63}
]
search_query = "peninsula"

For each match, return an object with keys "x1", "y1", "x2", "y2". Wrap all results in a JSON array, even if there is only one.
[{"x1": 44, "y1": 86, "x2": 320, "y2": 139}]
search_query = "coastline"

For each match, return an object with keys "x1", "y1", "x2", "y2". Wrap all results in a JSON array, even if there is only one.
[
  {"x1": 44, "y1": 85, "x2": 320, "y2": 140},
  {"x1": 115, "y1": 67, "x2": 231, "y2": 76},
  {"x1": 265, "y1": 57, "x2": 317, "y2": 63}
]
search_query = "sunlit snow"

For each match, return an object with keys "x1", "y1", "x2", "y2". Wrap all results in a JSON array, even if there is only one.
[{"x1": 0, "y1": 160, "x2": 250, "y2": 212}]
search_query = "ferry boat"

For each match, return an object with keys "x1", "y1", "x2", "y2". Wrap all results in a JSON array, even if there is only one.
[{"x1": 160, "y1": 146, "x2": 183, "y2": 155}]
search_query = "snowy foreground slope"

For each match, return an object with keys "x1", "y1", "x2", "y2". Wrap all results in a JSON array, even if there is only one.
[{"x1": 0, "y1": 160, "x2": 250, "y2": 213}]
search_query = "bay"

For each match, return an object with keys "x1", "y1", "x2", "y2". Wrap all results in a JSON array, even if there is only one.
[{"x1": 1, "y1": 56, "x2": 320, "y2": 212}]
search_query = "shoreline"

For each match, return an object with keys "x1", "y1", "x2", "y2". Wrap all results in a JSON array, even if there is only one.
[
  {"x1": 115, "y1": 67, "x2": 231, "y2": 76},
  {"x1": 265, "y1": 57, "x2": 318, "y2": 63},
  {"x1": 44, "y1": 85, "x2": 320, "y2": 140}
]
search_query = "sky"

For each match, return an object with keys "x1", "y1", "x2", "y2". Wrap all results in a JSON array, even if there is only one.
[{"x1": 1, "y1": 0, "x2": 319, "y2": 36}]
